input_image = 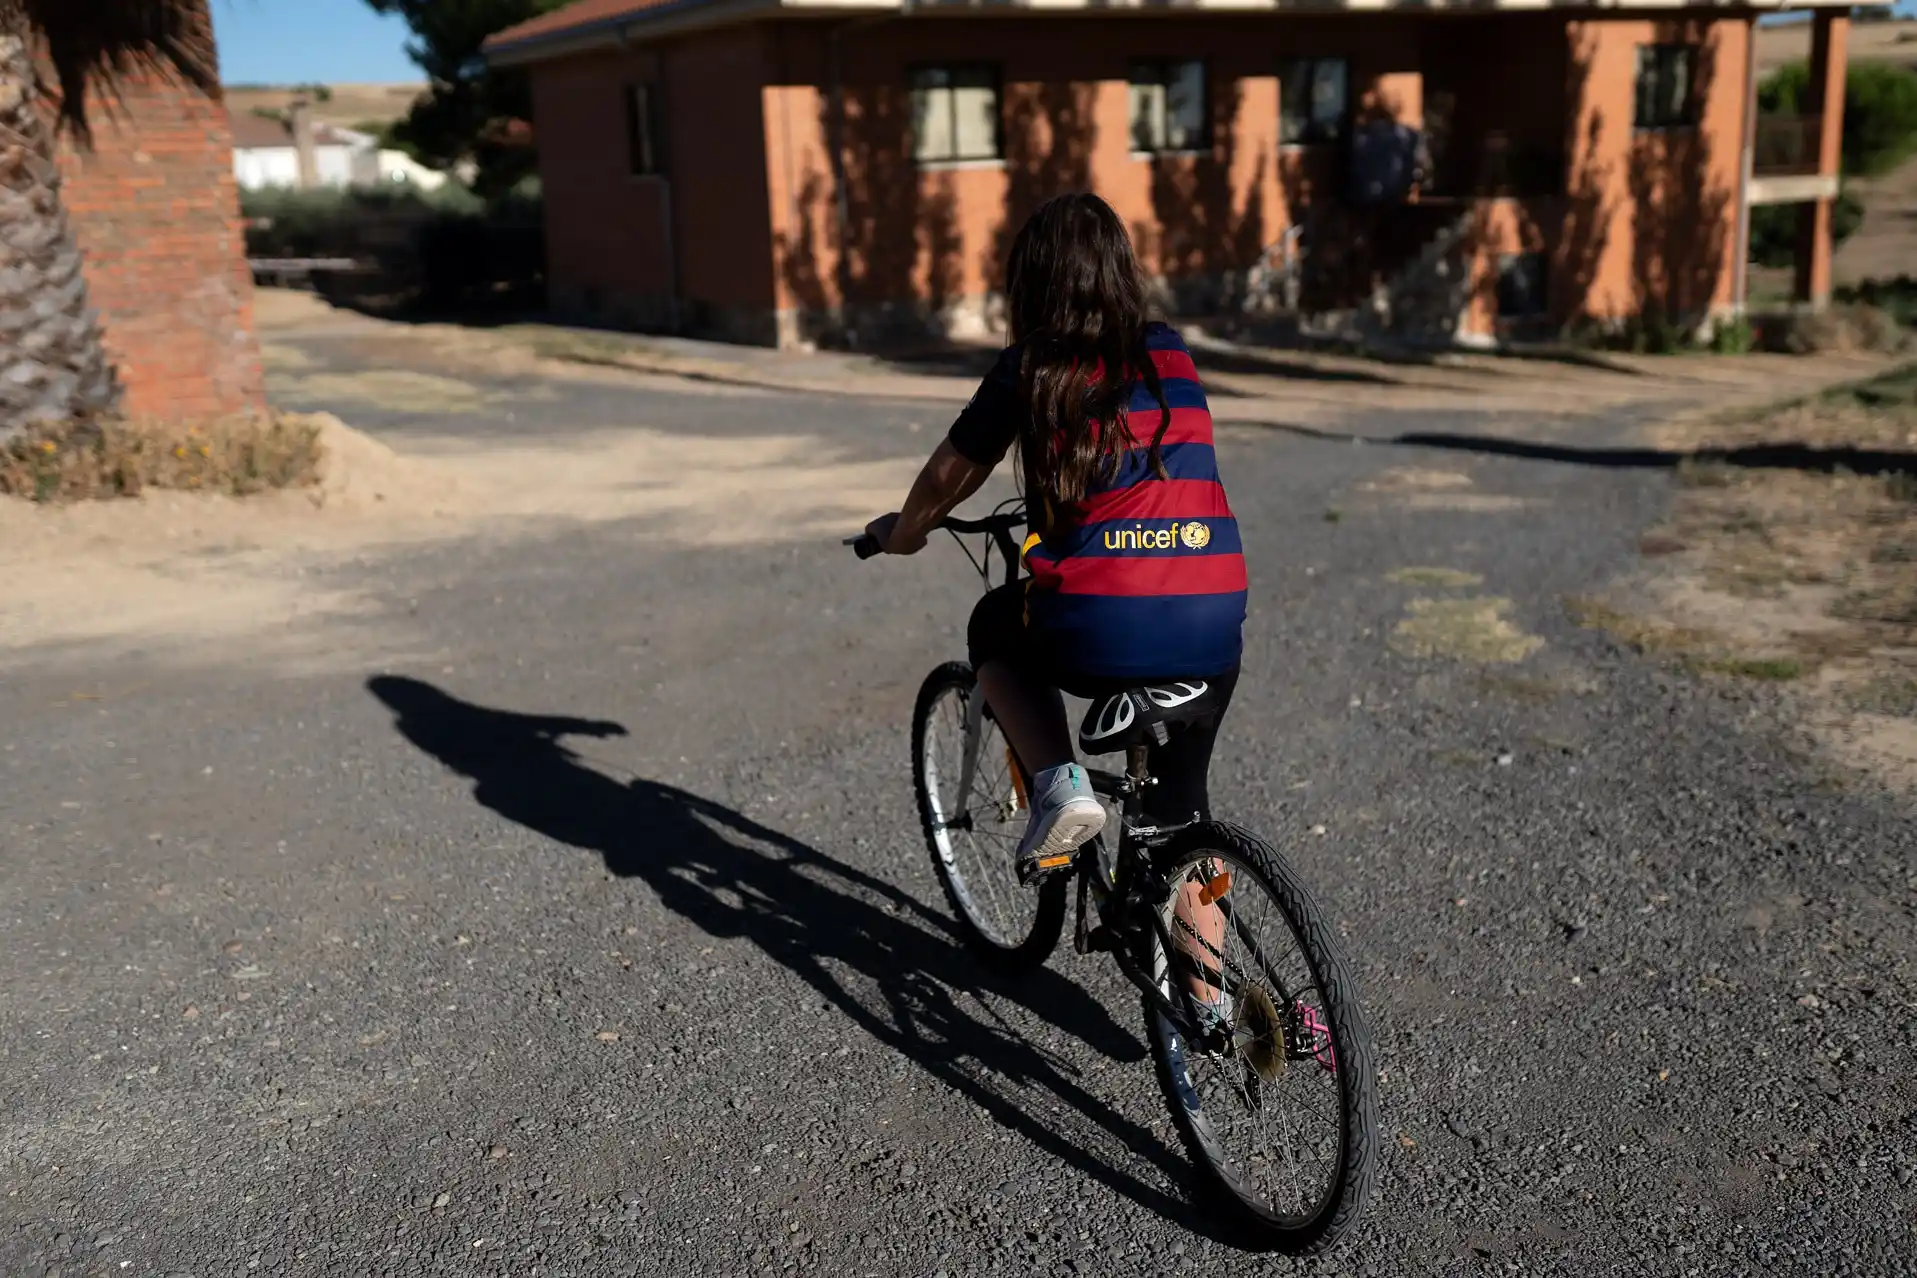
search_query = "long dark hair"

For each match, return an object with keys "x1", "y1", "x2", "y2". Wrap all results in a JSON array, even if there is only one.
[{"x1": 1005, "y1": 192, "x2": 1170, "y2": 514}]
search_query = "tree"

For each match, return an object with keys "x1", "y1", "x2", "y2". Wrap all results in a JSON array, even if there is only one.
[
  {"x1": 364, "y1": 0, "x2": 569, "y2": 198},
  {"x1": 1, "y1": 0, "x2": 218, "y2": 443}
]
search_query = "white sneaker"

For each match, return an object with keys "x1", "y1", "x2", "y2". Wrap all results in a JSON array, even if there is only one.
[{"x1": 1014, "y1": 763, "x2": 1106, "y2": 885}]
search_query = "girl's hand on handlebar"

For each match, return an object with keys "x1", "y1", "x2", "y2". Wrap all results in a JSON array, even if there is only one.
[{"x1": 865, "y1": 512, "x2": 926, "y2": 556}]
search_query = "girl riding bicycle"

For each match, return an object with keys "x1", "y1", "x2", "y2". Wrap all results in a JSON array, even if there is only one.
[{"x1": 865, "y1": 192, "x2": 1246, "y2": 883}]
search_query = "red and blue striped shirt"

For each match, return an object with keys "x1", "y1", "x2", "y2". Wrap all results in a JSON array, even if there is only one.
[{"x1": 947, "y1": 323, "x2": 1246, "y2": 680}]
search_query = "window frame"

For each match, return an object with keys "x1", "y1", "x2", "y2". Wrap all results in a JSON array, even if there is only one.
[
  {"x1": 908, "y1": 63, "x2": 1004, "y2": 167},
  {"x1": 1633, "y1": 44, "x2": 1699, "y2": 132},
  {"x1": 1278, "y1": 56, "x2": 1352, "y2": 149},
  {"x1": 1128, "y1": 58, "x2": 1210, "y2": 156},
  {"x1": 625, "y1": 82, "x2": 663, "y2": 178}
]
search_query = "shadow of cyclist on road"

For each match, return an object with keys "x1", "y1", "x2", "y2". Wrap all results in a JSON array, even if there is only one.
[{"x1": 366, "y1": 675, "x2": 1242, "y2": 1242}]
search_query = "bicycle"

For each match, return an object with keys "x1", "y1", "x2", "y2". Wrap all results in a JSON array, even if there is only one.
[{"x1": 849, "y1": 504, "x2": 1379, "y2": 1253}]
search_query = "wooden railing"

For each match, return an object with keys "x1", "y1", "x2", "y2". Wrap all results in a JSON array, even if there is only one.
[{"x1": 1752, "y1": 115, "x2": 1824, "y2": 177}]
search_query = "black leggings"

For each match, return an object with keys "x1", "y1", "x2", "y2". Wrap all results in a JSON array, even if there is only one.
[{"x1": 966, "y1": 583, "x2": 1237, "y2": 825}]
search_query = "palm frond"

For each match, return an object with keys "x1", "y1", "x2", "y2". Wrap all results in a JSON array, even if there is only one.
[{"x1": 26, "y1": 0, "x2": 219, "y2": 149}]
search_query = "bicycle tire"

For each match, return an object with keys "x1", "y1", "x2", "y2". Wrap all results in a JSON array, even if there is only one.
[
  {"x1": 911, "y1": 662, "x2": 1067, "y2": 974},
  {"x1": 1140, "y1": 821, "x2": 1378, "y2": 1254}
]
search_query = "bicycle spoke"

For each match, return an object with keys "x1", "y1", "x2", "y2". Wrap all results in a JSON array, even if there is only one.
[
  {"x1": 921, "y1": 679, "x2": 1040, "y2": 953},
  {"x1": 1154, "y1": 845, "x2": 1346, "y2": 1227}
]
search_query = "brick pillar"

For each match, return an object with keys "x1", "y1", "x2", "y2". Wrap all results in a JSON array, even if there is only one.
[
  {"x1": 55, "y1": 0, "x2": 265, "y2": 422},
  {"x1": 1792, "y1": 10, "x2": 1848, "y2": 308}
]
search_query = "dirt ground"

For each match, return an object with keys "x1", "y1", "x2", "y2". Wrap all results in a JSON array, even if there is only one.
[
  {"x1": 6, "y1": 295, "x2": 1908, "y2": 777},
  {"x1": 223, "y1": 82, "x2": 425, "y2": 132},
  {"x1": 1833, "y1": 151, "x2": 1917, "y2": 287},
  {"x1": 247, "y1": 289, "x2": 1904, "y2": 430},
  {"x1": 1755, "y1": 17, "x2": 1917, "y2": 75},
  {"x1": 1572, "y1": 364, "x2": 1917, "y2": 791}
]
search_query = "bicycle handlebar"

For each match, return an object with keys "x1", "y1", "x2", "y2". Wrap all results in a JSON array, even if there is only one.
[
  {"x1": 939, "y1": 512, "x2": 1026, "y2": 536},
  {"x1": 846, "y1": 510, "x2": 1026, "y2": 560}
]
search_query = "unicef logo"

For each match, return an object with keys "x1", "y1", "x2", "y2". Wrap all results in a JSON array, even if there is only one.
[{"x1": 1178, "y1": 521, "x2": 1212, "y2": 550}]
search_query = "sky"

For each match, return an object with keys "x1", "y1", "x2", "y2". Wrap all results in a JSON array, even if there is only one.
[
  {"x1": 209, "y1": 0, "x2": 1917, "y2": 85},
  {"x1": 211, "y1": 0, "x2": 418, "y2": 86}
]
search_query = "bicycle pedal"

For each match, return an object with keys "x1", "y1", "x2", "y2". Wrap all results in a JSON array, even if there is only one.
[{"x1": 1016, "y1": 852, "x2": 1076, "y2": 887}]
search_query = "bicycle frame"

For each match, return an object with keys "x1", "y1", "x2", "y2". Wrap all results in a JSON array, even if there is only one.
[
  {"x1": 934, "y1": 507, "x2": 1227, "y2": 1048},
  {"x1": 1077, "y1": 759, "x2": 1227, "y2": 1047}
]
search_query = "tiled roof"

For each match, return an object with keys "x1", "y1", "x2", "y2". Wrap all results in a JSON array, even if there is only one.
[
  {"x1": 228, "y1": 110, "x2": 293, "y2": 149},
  {"x1": 227, "y1": 110, "x2": 368, "y2": 151},
  {"x1": 483, "y1": 0, "x2": 693, "y2": 53}
]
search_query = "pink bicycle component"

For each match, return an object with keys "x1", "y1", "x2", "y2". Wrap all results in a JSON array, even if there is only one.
[{"x1": 1295, "y1": 1001, "x2": 1336, "y2": 1074}]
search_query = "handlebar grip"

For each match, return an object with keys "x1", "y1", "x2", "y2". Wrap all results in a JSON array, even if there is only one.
[{"x1": 849, "y1": 534, "x2": 882, "y2": 560}]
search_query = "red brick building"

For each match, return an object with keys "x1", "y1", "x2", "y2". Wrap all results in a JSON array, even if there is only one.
[
  {"x1": 489, "y1": 0, "x2": 1851, "y2": 349},
  {"x1": 53, "y1": 6, "x2": 264, "y2": 421}
]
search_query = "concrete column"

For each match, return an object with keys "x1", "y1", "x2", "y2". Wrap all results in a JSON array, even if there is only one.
[
  {"x1": 1792, "y1": 10, "x2": 1848, "y2": 307},
  {"x1": 289, "y1": 98, "x2": 319, "y2": 190}
]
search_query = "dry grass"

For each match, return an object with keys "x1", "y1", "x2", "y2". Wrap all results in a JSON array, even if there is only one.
[
  {"x1": 1565, "y1": 596, "x2": 1723, "y2": 657},
  {"x1": 1386, "y1": 566, "x2": 1485, "y2": 588},
  {"x1": 224, "y1": 83, "x2": 425, "y2": 132},
  {"x1": 1754, "y1": 304, "x2": 1912, "y2": 357},
  {"x1": 1583, "y1": 362, "x2": 1917, "y2": 788},
  {"x1": 1390, "y1": 596, "x2": 1545, "y2": 664},
  {"x1": 0, "y1": 414, "x2": 324, "y2": 503}
]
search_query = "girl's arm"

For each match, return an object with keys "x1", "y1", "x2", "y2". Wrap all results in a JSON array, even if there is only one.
[{"x1": 866, "y1": 438, "x2": 993, "y2": 555}]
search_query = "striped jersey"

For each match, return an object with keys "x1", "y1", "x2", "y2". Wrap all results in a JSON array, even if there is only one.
[{"x1": 948, "y1": 323, "x2": 1247, "y2": 681}]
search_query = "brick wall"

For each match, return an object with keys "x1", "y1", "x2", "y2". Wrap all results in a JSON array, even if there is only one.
[
  {"x1": 526, "y1": 9, "x2": 1758, "y2": 347},
  {"x1": 530, "y1": 27, "x2": 778, "y2": 342},
  {"x1": 52, "y1": 48, "x2": 264, "y2": 420}
]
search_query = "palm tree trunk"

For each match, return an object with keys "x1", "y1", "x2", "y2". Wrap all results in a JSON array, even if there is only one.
[{"x1": 0, "y1": 0, "x2": 119, "y2": 445}]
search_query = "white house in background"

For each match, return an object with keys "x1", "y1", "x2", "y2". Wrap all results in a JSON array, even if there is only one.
[{"x1": 229, "y1": 109, "x2": 449, "y2": 191}]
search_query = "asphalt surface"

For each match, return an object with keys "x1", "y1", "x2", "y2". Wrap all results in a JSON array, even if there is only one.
[{"x1": 3, "y1": 339, "x2": 1913, "y2": 1277}]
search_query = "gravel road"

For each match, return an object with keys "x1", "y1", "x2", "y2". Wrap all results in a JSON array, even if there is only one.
[{"x1": 3, "y1": 342, "x2": 1912, "y2": 1277}]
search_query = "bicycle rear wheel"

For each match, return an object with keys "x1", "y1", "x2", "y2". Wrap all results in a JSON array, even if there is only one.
[
  {"x1": 912, "y1": 662, "x2": 1066, "y2": 973},
  {"x1": 1141, "y1": 822, "x2": 1377, "y2": 1253}
]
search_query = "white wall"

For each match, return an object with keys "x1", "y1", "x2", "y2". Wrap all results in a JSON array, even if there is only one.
[
  {"x1": 234, "y1": 145, "x2": 299, "y2": 190},
  {"x1": 233, "y1": 143, "x2": 383, "y2": 191}
]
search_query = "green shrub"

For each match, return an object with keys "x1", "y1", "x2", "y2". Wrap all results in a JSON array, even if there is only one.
[
  {"x1": 1758, "y1": 61, "x2": 1917, "y2": 179},
  {"x1": 0, "y1": 414, "x2": 323, "y2": 502},
  {"x1": 1617, "y1": 309, "x2": 1692, "y2": 354},
  {"x1": 240, "y1": 185, "x2": 544, "y2": 314},
  {"x1": 1709, "y1": 315, "x2": 1756, "y2": 354},
  {"x1": 1748, "y1": 187, "x2": 1865, "y2": 269}
]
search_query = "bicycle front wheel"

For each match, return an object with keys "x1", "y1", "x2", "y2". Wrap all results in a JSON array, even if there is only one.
[
  {"x1": 912, "y1": 662, "x2": 1066, "y2": 973},
  {"x1": 1142, "y1": 822, "x2": 1378, "y2": 1253}
]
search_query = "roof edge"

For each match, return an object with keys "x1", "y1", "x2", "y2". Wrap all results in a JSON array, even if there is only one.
[
  {"x1": 485, "y1": 0, "x2": 809, "y2": 66},
  {"x1": 486, "y1": 0, "x2": 1861, "y2": 67}
]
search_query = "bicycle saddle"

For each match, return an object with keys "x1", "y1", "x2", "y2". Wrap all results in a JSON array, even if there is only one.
[{"x1": 1077, "y1": 682, "x2": 1219, "y2": 754}]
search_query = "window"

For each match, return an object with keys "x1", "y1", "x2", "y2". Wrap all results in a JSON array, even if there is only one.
[
  {"x1": 1279, "y1": 57, "x2": 1349, "y2": 146},
  {"x1": 626, "y1": 83, "x2": 662, "y2": 175},
  {"x1": 1634, "y1": 45, "x2": 1697, "y2": 130},
  {"x1": 1129, "y1": 60, "x2": 1207, "y2": 154},
  {"x1": 910, "y1": 66, "x2": 1001, "y2": 164}
]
